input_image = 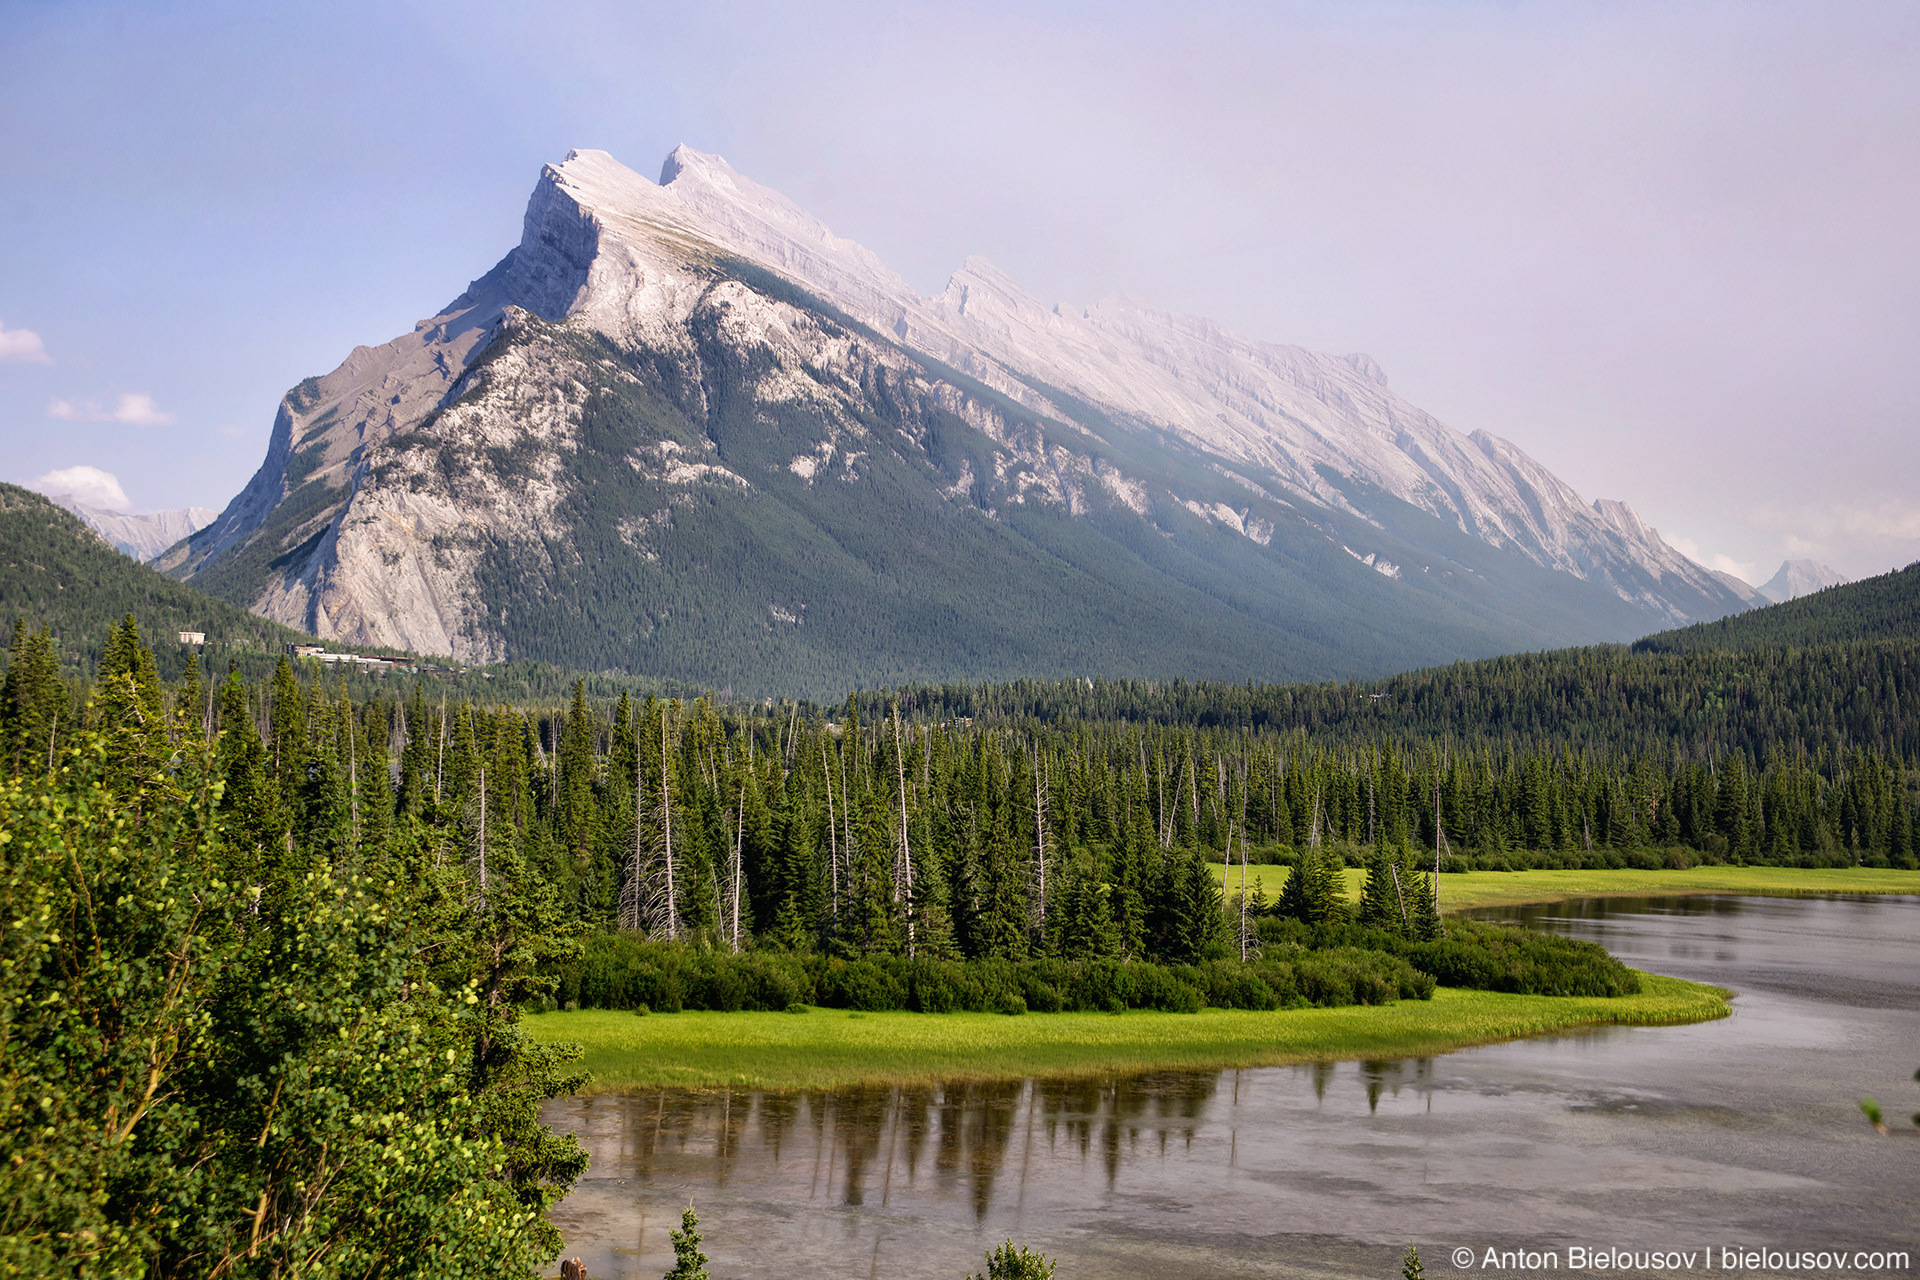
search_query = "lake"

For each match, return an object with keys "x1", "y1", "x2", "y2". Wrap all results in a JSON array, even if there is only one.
[{"x1": 542, "y1": 894, "x2": 1920, "y2": 1278}]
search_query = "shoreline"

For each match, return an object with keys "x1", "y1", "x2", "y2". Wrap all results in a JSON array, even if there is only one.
[
  {"x1": 527, "y1": 971, "x2": 1729, "y2": 1094},
  {"x1": 1212, "y1": 863, "x2": 1920, "y2": 913}
]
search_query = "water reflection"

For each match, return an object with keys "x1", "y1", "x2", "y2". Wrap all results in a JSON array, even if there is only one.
[
  {"x1": 562, "y1": 1072, "x2": 1225, "y2": 1223},
  {"x1": 546, "y1": 894, "x2": 1920, "y2": 1280}
]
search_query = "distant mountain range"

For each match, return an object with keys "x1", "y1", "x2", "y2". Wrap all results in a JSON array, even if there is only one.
[
  {"x1": 45, "y1": 493, "x2": 216, "y2": 562},
  {"x1": 1756, "y1": 558, "x2": 1848, "y2": 604},
  {"x1": 163, "y1": 147, "x2": 1757, "y2": 698},
  {"x1": 1637, "y1": 558, "x2": 1914, "y2": 656}
]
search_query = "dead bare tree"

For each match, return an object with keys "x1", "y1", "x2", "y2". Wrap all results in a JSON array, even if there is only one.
[
  {"x1": 1029, "y1": 746, "x2": 1050, "y2": 942},
  {"x1": 891, "y1": 704, "x2": 915, "y2": 959},
  {"x1": 619, "y1": 704, "x2": 679, "y2": 939}
]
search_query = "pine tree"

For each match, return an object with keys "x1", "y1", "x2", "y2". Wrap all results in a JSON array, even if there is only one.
[
  {"x1": 555, "y1": 679, "x2": 599, "y2": 907},
  {"x1": 663, "y1": 1203, "x2": 710, "y2": 1280},
  {"x1": 967, "y1": 1240, "x2": 1055, "y2": 1280},
  {"x1": 1358, "y1": 844, "x2": 1399, "y2": 929},
  {"x1": 213, "y1": 672, "x2": 281, "y2": 886},
  {"x1": 1, "y1": 619, "x2": 65, "y2": 775},
  {"x1": 267, "y1": 656, "x2": 306, "y2": 796}
]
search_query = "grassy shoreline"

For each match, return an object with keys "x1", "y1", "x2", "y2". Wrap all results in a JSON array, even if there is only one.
[
  {"x1": 1213, "y1": 862, "x2": 1920, "y2": 913},
  {"x1": 531, "y1": 870, "x2": 1912, "y2": 1094},
  {"x1": 527, "y1": 972, "x2": 1729, "y2": 1093}
]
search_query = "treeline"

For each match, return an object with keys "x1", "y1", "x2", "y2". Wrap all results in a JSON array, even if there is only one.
[
  {"x1": 872, "y1": 639, "x2": 1920, "y2": 760},
  {"x1": 9, "y1": 617, "x2": 1912, "y2": 981}
]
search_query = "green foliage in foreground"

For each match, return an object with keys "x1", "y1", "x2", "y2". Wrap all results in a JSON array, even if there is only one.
[
  {"x1": 525, "y1": 973, "x2": 1729, "y2": 1092},
  {"x1": 663, "y1": 1204, "x2": 709, "y2": 1280},
  {"x1": 0, "y1": 618, "x2": 586, "y2": 1277}
]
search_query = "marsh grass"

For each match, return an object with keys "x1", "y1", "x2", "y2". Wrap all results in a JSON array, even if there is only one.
[
  {"x1": 527, "y1": 973, "x2": 1728, "y2": 1092},
  {"x1": 1212, "y1": 863, "x2": 1920, "y2": 913}
]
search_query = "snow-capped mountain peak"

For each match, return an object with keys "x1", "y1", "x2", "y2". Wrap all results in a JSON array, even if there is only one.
[{"x1": 169, "y1": 145, "x2": 1755, "y2": 682}]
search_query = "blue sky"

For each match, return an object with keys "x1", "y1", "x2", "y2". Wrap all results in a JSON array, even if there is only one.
[{"x1": 3, "y1": 0, "x2": 1916, "y2": 582}]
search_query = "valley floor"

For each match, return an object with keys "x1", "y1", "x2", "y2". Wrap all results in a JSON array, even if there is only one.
[
  {"x1": 526, "y1": 973, "x2": 1726, "y2": 1093},
  {"x1": 1210, "y1": 862, "x2": 1920, "y2": 912}
]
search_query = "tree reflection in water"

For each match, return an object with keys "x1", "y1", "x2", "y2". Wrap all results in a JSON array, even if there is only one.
[{"x1": 574, "y1": 1070, "x2": 1224, "y2": 1222}]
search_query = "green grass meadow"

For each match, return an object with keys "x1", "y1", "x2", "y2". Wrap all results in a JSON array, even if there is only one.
[
  {"x1": 1212, "y1": 862, "x2": 1920, "y2": 913},
  {"x1": 527, "y1": 973, "x2": 1728, "y2": 1093}
]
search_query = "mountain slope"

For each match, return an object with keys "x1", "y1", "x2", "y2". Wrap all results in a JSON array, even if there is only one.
[
  {"x1": 0, "y1": 483, "x2": 311, "y2": 672},
  {"x1": 1635, "y1": 560, "x2": 1918, "y2": 654},
  {"x1": 648, "y1": 146, "x2": 1754, "y2": 621},
  {"x1": 166, "y1": 148, "x2": 1754, "y2": 699}
]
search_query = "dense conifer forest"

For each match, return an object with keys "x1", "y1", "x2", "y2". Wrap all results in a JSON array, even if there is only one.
[{"x1": 1635, "y1": 561, "x2": 1920, "y2": 654}]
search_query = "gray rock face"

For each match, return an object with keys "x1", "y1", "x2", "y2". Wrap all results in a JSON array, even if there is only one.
[
  {"x1": 50, "y1": 496, "x2": 216, "y2": 562},
  {"x1": 1758, "y1": 559, "x2": 1849, "y2": 604},
  {"x1": 169, "y1": 147, "x2": 1757, "y2": 685}
]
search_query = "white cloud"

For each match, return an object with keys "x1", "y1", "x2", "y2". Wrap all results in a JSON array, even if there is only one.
[
  {"x1": 0, "y1": 321, "x2": 51, "y2": 364},
  {"x1": 47, "y1": 392, "x2": 176, "y2": 427},
  {"x1": 1709, "y1": 554, "x2": 1758, "y2": 586},
  {"x1": 28, "y1": 464, "x2": 130, "y2": 511},
  {"x1": 1668, "y1": 534, "x2": 1759, "y2": 585}
]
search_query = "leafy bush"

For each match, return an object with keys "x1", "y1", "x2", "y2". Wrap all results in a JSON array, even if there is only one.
[
  {"x1": 557, "y1": 937, "x2": 1436, "y2": 1015},
  {"x1": 1258, "y1": 916, "x2": 1638, "y2": 998}
]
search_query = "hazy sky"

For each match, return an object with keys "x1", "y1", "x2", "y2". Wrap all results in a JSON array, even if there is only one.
[{"x1": 3, "y1": 0, "x2": 1916, "y2": 584}]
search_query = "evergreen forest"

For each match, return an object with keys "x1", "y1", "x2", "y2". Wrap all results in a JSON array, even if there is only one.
[{"x1": 4, "y1": 555, "x2": 1916, "y2": 1272}]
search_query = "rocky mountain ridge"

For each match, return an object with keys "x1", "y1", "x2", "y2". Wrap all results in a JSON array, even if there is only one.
[
  {"x1": 48, "y1": 494, "x2": 217, "y2": 562},
  {"x1": 1758, "y1": 559, "x2": 1849, "y2": 604},
  {"x1": 165, "y1": 147, "x2": 1755, "y2": 694}
]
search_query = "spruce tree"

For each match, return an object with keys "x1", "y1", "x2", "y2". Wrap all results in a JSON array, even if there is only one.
[
  {"x1": 1358, "y1": 844, "x2": 1398, "y2": 930},
  {"x1": 213, "y1": 672, "x2": 281, "y2": 886},
  {"x1": 663, "y1": 1203, "x2": 710, "y2": 1280},
  {"x1": 1, "y1": 620, "x2": 65, "y2": 775}
]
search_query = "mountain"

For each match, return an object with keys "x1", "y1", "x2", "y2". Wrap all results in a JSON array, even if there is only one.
[
  {"x1": 45, "y1": 494, "x2": 217, "y2": 562},
  {"x1": 1635, "y1": 559, "x2": 1917, "y2": 655},
  {"x1": 165, "y1": 147, "x2": 1754, "y2": 699},
  {"x1": 1757, "y1": 558, "x2": 1849, "y2": 604}
]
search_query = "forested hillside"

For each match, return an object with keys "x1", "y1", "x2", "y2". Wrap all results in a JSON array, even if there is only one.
[
  {"x1": 0, "y1": 484, "x2": 714, "y2": 711},
  {"x1": 872, "y1": 563, "x2": 1917, "y2": 758},
  {"x1": 0, "y1": 483, "x2": 310, "y2": 675},
  {"x1": 874, "y1": 638, "x2": 1920, "y2": 760},
  {"x1": 1635, "y1": 560, "x2": 1918, "y2": 653}
]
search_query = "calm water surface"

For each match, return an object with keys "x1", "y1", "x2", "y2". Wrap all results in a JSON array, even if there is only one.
[{"x1": 542, "y1": 895, "x2": 1920, "y2": 1278}]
